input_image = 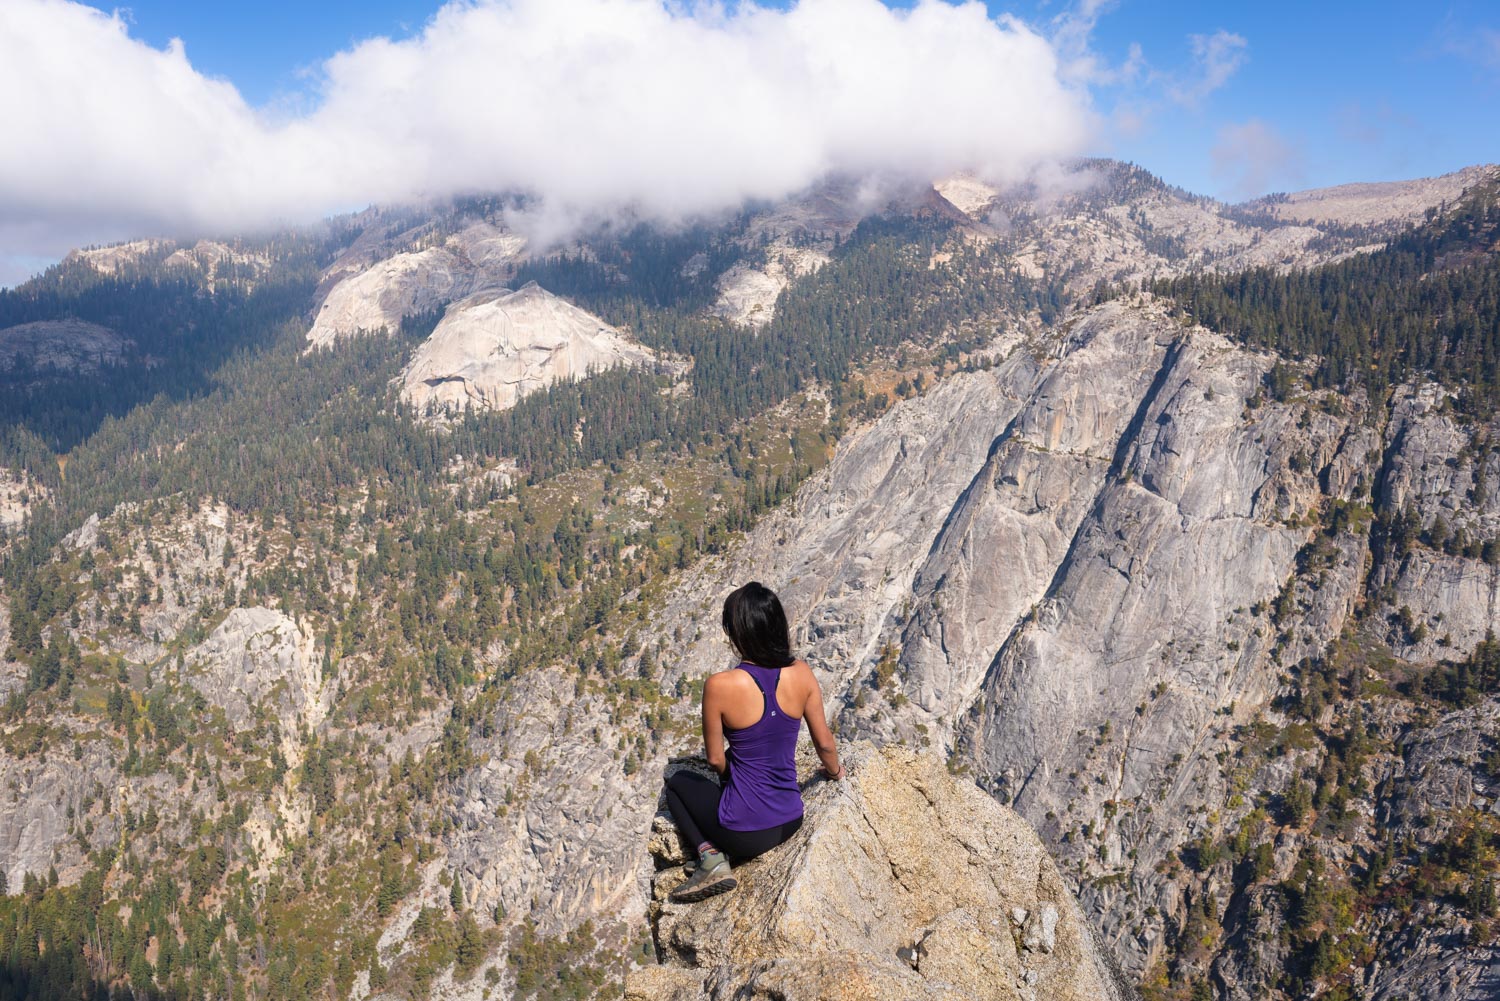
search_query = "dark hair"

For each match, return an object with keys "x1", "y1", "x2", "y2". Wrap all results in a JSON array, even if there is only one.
[{"x1": 722, "y1": 582, "x2": 795, "y2": 669}]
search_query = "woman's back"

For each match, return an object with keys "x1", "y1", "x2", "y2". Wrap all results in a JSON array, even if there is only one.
[
  {"x1": 714, "y1": 657, "x2": 817, "y2": 727},
  {"x1": 717, "y1": 661, "x2": 804, "y2": 830}
]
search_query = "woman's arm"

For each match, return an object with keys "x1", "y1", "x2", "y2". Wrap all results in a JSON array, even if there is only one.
[
  {"x1": 702, "y1": 673, "x2": 728, "y2": 775},
  {"x1": 801, "y1": 665, "x2": 843, "y2": 779}
]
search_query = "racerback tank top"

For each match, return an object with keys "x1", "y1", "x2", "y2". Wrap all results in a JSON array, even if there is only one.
[{"x1": 717, "y1": 662, "x2": 805, "y2": 831}]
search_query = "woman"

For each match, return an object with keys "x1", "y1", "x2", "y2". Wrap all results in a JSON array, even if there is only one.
[{"x1": 664, "y1": 581, "x2": 843, "y2": 903}]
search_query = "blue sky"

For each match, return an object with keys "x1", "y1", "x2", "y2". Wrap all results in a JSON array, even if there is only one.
[
  {"x1": 82, "y1": 0, "x2": 1499, "y2": 199},
  {"x1": 1027, "y1": 0, "x2": 1500, "y2": 195}
]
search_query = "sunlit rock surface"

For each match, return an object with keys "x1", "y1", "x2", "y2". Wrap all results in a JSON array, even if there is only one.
[
  {"x1": 400, "y1": 282, "x2": 655, "y2": 413},
  {"x1": 632, "y1": 743, "x2": 1136, "y2": 1001}
]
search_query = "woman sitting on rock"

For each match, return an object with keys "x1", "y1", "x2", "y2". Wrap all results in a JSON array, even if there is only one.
[{"x1": 664, "y1": 581, "x2": 844, "y2": 903}]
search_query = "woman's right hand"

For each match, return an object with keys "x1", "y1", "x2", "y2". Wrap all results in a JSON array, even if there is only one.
[{"x1": 801, "y1": 660, "x2": 843, "y2": 782}]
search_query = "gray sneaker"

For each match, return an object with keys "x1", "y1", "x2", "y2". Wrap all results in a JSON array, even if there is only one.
[{"x1": 669, "y1": 851, "x2": 737, "y2": 902}]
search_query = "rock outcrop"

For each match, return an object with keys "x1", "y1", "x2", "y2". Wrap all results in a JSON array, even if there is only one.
[
  {"x1": 161, "y1": 239, "x2": 272, "y2": 283},
  {"x1": 710, "y1": 175, "x2": 949, "y2": 327},
  {"x1": 308, "y1": 247, "x2": 477, "y2": 346},
  {"x1": 445, "y1": 663, "x2": 656, "y2": 940},
  {"x1": 66, "y1": 239, "x2": 167, "y2": 274},
  {"x1": 1370, "y1": 384, "x2": 1500, "y2": 659},
  {"x1": 1250, "y1": 165, "x2": 1494, "y2": 228},
  {"x1": 185, "y1": 606, "x2": 329, "y2": 739},
  {"x1": 0, "y1": 737, "x2": 128, "y2": 893},
  {"x1": 0, "y1": 318, "x2": 130, "y2": 373},
  {"x1": 934, "y1": 173, "x2": 1006, "y2": 218},
  {"x1": 59, "y1": 237, "x2": 271, "y2": 283},
  {"x1": 306, "y1": 219, "x2": 527, "y2": 346},
  {"x1": 632, "y1": 743, "x2": 1136, "y2": 1001},
  {"x1": 0, "y1": 467, "x2": 45, "y2": 534},
  {"x1": 399, "y1": 283, "x2": 655, "y2": 413},
  {"x1": 712, "y1": 245, "x2": 830, "y2": 327}
]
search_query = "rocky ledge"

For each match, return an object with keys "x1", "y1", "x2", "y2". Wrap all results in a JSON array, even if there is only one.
[{"x1": 629, "y1": 743, "x2": 1137, "y2": 1001}]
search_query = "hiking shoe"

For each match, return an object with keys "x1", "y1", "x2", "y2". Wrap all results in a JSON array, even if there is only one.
[{"x1": 669, "y1": 851, "x2": 736, "y2": 902}]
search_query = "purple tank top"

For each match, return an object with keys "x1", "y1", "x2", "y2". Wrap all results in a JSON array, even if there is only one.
[{"x1": 717, "y1": 662, "x2": 805, "y2": 831}]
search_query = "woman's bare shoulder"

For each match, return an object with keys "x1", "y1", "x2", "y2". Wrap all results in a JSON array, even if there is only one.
[
  {"x1": 788, "y1": 659, "x2": 819, "y2": 685},
  {"x1": 706, "y1": 666, "x2": 753, "y2": 690}
]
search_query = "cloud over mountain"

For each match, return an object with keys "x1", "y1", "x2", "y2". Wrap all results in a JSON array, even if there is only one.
[{"x1": 0, "y1": 0, "x2": 1095, "y2": 284}]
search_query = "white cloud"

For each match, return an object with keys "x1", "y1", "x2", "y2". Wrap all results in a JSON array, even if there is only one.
[
  {"x1": 1168, "y1": 29, "x2": 1247, "y2": 107},
  {"x1": 0, "y1": 0, "x2": 1095, "y2": 285},
  {"x1": 1046, "y1": 0, "x2": 1144, "y2": 87},
  {"x1": 1210, "y1": 118, "x2": 1303, "y2": 200},
  {"x1": 1035, "y1": 4, "x2": 1247, "y2": 158}
]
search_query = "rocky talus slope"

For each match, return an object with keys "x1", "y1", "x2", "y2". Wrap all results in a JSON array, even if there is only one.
[{"x1": 629, "y1": 743, "x2": 1136, "y2": 1001}]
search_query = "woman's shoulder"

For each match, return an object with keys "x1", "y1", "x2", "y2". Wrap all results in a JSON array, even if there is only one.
[
  {"x1": 705, "y1": 666, "x2": 746, "y2": 686},
  {"x1": 706, "y1": 664, "x2": 759, "y2": 692},
  {"x1": 708, "y1": 660, "x2": 811, "y2": 688},
  {"x1": 786, "y1": 658, "x2": 819, "y2": 687}
]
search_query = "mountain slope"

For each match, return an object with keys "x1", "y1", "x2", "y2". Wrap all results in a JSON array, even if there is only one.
[{"x1": 0, "y1": 161, "x2": 1497, "y2": 1001}]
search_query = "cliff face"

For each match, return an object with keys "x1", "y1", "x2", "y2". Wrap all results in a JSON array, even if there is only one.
[
  {"x1": 638, "y1": 294, "x2": 1338, "y2": 964},
  {"x1": 631, "y1": 744, "x2": 1136, "y2": 1001},
  {"x1": 638, "y1": 249, "x2": 1500, "y2": 990},
  {"x1": 308, "y1": 247, "x2": 477, "y2": 347}
]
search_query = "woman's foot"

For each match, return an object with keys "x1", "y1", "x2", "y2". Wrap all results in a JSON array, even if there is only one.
[{"x1": 669, "y1": 849, "x2": 737, "y2": 902}]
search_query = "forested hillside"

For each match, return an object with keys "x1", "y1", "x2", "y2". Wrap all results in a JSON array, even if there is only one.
[{"x1": 1153, "y1": 176, "x2": 1500, "y2": 411}]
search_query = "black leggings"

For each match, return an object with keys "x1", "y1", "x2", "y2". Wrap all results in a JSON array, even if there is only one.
[{"x1": 664, "y1": 770, "x2": 803, "y2": 861}]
